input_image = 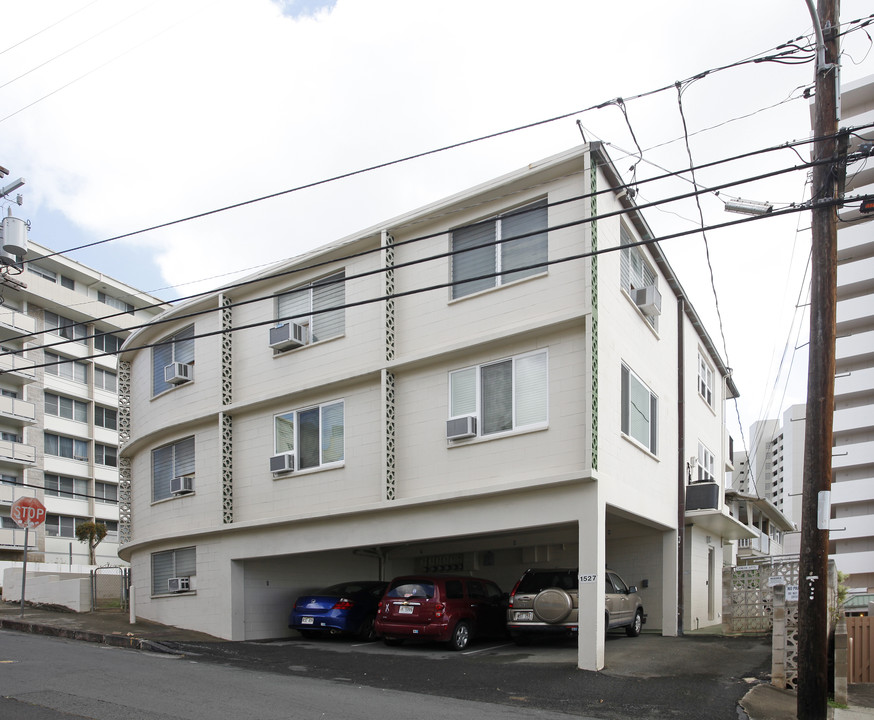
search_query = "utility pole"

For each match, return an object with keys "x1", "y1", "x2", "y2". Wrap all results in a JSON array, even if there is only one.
[{"x1": 797, "y1": 0, "x2": 840, "y2": 718}]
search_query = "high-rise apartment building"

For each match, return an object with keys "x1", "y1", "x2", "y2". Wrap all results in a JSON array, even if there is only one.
[
  {"x1": 0, "y1": 240, "x2": 167, "y2": 566},
  {"x1": 830, "y1": 74, "x2": 874, "y2": 591}
]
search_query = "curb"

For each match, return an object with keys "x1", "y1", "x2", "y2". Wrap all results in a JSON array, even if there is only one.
[{"x1": 0, "y1": 617, "x2": 180, "y2": 654}]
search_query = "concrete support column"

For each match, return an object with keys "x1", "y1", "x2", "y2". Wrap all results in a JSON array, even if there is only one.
[
  {"x1": 577, "y1": 483, "x2": 605, "y2": 671},
  {"x1": 662, "y1": 528, "x2": 679, "y2": 636}
]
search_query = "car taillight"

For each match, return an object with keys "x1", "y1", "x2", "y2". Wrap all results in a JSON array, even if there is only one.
[
  {"x1": 508, "y1": 594, "x2": 515, "y2": 608},
  {"x1": 434, "y1": 602, "x2": 445, "y2": 618},
  {"x1": 508, "y1": 577, "x2": 524, "y2": 608},
  {"x1": 332, "y1": 598, "x2": 354, "y2": 610}
]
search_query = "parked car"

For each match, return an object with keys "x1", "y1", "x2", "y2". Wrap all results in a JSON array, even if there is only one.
[
  {"x1": 374, "y1": 575, "x2": 505, "y2": 650},
  {"x1": 506, "y1": 568, "x2": 645, "y2": 643},
  {"x1": 289, "y1": 580, "x2": 388, "y2": 640}
]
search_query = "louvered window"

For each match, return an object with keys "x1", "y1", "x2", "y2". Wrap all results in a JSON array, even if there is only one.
[
  {"x1": 152, "y1": 436, "x2": 195, "y2": 501},
  {"x1": 451, "y1": 200, "x2": 547, "y2": 299},
  {"x1": 151, "y1": 547, "x2": 196, "y2": 595},
  {"x1": 276, "y1": 271, "x2": 345, "y2": 344},
  {"x1": 152, "y1": 325, "x2": 195, "y2": 396}
]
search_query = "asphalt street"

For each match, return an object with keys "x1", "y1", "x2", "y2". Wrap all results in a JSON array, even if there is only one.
[{"x1": 158, "y1": 632, "x2": 774, "y2": 719}]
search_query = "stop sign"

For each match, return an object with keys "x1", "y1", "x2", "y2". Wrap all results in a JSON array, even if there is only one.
[{"x1": 10, "y1": 497, "x2": 46, "y2": 529}]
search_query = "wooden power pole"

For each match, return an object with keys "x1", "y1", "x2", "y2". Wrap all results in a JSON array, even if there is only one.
[{"x1": 797, "y1": 0, "x2": 840, "y2": 718}]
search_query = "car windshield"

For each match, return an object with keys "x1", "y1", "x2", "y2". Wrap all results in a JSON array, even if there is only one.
[
  {"x1": 386, "y1": 581, "x2": 435, "y2": 599},
  {"x1": 516, "y1": 570, "x2": 577, "y2": 593}
]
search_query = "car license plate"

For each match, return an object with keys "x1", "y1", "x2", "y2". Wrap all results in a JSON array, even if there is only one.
[
  {"x1": 514, "y1": 611, "x2": 534, "y2": 621},
  {"x1": 398, "y1": 605, "x2": 414, "y2": 614},
  {"x1": 301, "y1": 616, "x2": 314, "y2": 625}
]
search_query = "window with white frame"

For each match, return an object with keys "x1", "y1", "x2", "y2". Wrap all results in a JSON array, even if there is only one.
[
  {"x1": 95, "y1": 443, "x2": 117, "y2": 468},
  {"x1": 97, "y1": 292, "x2": 134, "y2": 314},
  {"x1": 1, "y1": 473, "x2": 17, "y2": 485},
  {"x1": 44, "y1": 393, "x2": 88, "y2": 423},
  {"x1": 151, "y1": 546, "x2": 196, "y2": 595},
  {"x1": 45, "y1": 433, "x2": 89, "y2": 462},
  {"x1": 697, "y1": 442, "x2": 715, "y2": 482},
  {"x1": 94, "y1": 368, "x2": 117, "y2": 392},
  {"x1": 620, "y1": 364, "x2": 658, "y2": 454},
  {"x1": 95, "y1": 481, "x2": 118, "y2": 504},
  {"x1": 451, "y1": 199, "x2": 548, "y2": 300},
  {"x1": 152, "y1": 325, "x2": 195, "y2": 396},
  {"x1": 448, "y1": 349, "x2": 548, "y2": 437},
  {"x1": 619, "y1": 226, "x2": 659, "y2": 329},
  {"x1": 152, "y1": 436, "x2": 195, "y2": 501},
  {"x1": 45, "y1": 474, "x2": 88, "y2": 500},
  {"x1": 698, "y1": 352, "x2": 714, "y2": 407},
  {"x1": 94, "y1": 406, "x2": 117, "y2": 430},
  {"x1": 44, "y1": 352, "x2": 88, "y2": 384},
  {"x1": 45, "y1": 514, "x2": 87, "y2": 538},
  {"x1": 274, "y1": 400, "x2": 344, "y2": 471},
  {"x1": 275, "y1": 271, "x2": 345, "y2": 346},
  {"x1": 44, "y1": 311, "x2": 87, "y2": 344},
  {"x1": 28, "y1": 264, "x2": 74, "y2": 289},
  {"x1": 94, "y1": 332, "x2": 124, "y2": 354},
  {"x1": 102, "y1": 519, "x2": 119, "y2": 540}
]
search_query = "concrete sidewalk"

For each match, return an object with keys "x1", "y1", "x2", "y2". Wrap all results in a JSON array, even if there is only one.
[
  {"x1": 2, "y1": 600, "x2": 873, "y2": 719},
  {"x1": 0, "y1": 599, "x2": 221, "y2": 652}
]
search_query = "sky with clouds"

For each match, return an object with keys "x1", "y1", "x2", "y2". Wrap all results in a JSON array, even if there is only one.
[{"x1": 1, "y1": 0, "x2": 872, "y2": 454}]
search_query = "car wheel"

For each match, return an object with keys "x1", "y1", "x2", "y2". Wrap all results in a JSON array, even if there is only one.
[
  {"x1": 356, "y1": 614, "x2": 377, "y2": 642},
  {"x1": 448, "y1": 621, "x2": 471, "y2": 651},
  {"x1": 626, "y1": 609, "x2": 643, "y2": 637},
  {"x1": 383, "y1": 637, "x2": 404, "y2": 646}
]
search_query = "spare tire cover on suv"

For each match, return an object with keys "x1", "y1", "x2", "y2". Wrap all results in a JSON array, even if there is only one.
[{"x1": 533, "y1": 588, "x2": 573, "y2": 623}]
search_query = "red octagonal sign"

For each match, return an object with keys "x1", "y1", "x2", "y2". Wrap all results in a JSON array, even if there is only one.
[{"x1": 11, "y1": 497, "x2": 46, "y2": 529}]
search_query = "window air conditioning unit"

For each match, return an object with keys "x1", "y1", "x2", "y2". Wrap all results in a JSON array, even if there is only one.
[
  {"x1": 446, "y1": 416, "x2": 477, "y2": 440},
  {"x1": 164, "y1": 362, "x2": 193, "y2": 385},
  {"x1": 170, "y1": 475, "x2": 194, "y2": 496},
  {"x1": 269, "y1": 322, "x2": 307, "y2": 350},
  {"x1": 168, "y1": 576, "x2": 190, "y2": 593},
  {"x1": 270, "y1": 452, "x2": 295, "y2": 474},
  {"x1": 633, "y1": 285, "x2": 662, "y2": 317}
]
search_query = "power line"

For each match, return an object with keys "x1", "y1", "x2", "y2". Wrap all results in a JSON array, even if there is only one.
[
  {"x1": 7, "y1": 126, "x2": 862, "y2": 352},
  {"x1": 24, "y1": 25, "x2": 831, "y2": 264},
  {"x1": 2, "y1": 151, "x2": 833, "y2": 359},
  {"x1": 10, "y1": 193, "x2": 861, "y2": 375}
]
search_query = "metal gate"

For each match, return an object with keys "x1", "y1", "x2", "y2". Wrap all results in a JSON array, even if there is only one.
[{"x1": 91, "y1": 566, "x2": 130, "y2": 611}]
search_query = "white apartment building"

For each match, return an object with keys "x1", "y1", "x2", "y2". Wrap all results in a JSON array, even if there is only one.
[
  {"x1": 0, "y1": 240, "x2": 167, "y2": 567},
  {"x1": 117, "y1": 144, "x2": 748, "y2": 670},
  {"x1": 831, "y1": 74, "x2": 874, "y2": 592},
  {"x1": 733, "y1": 404, "x2": 805, "y2": 555}
]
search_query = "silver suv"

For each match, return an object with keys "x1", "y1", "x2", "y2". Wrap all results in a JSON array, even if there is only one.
[{"x1": 507, "y1": 568, "x2": 645, "y2": 644}]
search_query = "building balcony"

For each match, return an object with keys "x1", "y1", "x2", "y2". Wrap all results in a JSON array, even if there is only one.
[
  {"x1": 0, "y1": 353, "x2": 36, "y2": 385},
  {"x1": 0, "y1": 440, "x2": 35, "y2": 466},
  {"x1": 0, "y1": 311, "x2": 36, "y2": 342},
  {"x1": 0, "y1": 526, "x2": 38, "y2": 551},
  {"x1": 0, "y1": 396, "x2": 35, "y2": 425},
  {"x1": 737, "y1": 529, "x2": 771, "y2": 555}
]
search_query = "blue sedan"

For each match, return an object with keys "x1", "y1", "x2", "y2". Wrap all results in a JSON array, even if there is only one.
[{"x1": 289, "y1": 580, "x2": 388, "y2": 641}]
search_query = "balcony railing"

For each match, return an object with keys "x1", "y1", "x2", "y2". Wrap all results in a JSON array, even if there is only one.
[
  {"x1": 0, "y1": 526, "x2": 38, "y2": 550},
  {"x1": 0, "y1": 311, "x2": 36, "y2": 340},
  {"x1": 0, "y1": 440, "x2": 35, "y2": 464},
  {"x1": 738, "y1": 530, "x2": 771, "y2": 554},
  {"x1": 0, "y1": 396, "x2": 35, "y2": 423},
  {"x1": 0, "y1": 353, "x2": 36, "y2": 381}
]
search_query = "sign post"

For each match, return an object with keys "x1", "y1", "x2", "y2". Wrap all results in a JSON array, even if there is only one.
[{"x1": 10, "y1": 497, "x2": 46, "y2": 617}]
